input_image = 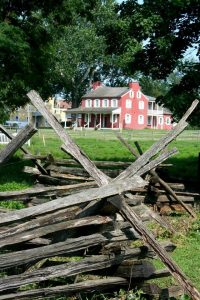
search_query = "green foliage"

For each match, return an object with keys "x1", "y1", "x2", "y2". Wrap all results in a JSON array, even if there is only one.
[
  {"x1": 0, "y1": 200, "x2": 25, "y2": 210},
  {"x1": 50, "y1": 22, "x2": 106, "y2": 107},
  {"x1": 114, "y1": 288, "x2": 146, "y2": 300},
  {"x1": 0, "y1": 0, "x2": 199, "y2": 125},
  {"x1": 115, "y1": 0, "x2": 200, "y2": 124}
]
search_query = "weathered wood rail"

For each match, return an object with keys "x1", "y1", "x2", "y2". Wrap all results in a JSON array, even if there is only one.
[{"x1": 0, "y1": 94, "x2": 199, "y2": 300}]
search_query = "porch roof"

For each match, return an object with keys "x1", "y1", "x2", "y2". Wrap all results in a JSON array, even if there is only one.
[{"x1": 68, "y1": 107, "x2": 118, "y2": 114}]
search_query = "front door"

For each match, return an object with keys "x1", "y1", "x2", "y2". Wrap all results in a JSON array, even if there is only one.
[{"x1": 102, "y1": 115, "x2": 109, "y2": 128}]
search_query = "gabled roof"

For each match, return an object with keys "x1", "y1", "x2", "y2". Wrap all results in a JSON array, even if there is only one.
[{"x1": 82, "y1": 86, "x2": 129, "y2": 98}]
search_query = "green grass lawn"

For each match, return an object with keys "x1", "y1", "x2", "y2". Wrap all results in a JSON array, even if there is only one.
[{"x1": 0, "y1": 128, "x2": 199, "y2": 296}]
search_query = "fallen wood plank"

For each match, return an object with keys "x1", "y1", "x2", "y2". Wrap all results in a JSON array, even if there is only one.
[
  {"x1": 115, "y1": 99, "x2": 200, "y2": 183},
  {"x1": 0, "y1": 244, "x2": 174, "y2": 292},
  {"x1": 0, "y1": 215, "x2": 112, "y2": 248},
  {"x1": 0, "y1": 175, "x2": 146, "y2": 224},
  {"x1": 0, "y1": 233, "x2": 107, "y2": 269},
  {"x1": 0, "y1": 125, "x2": 48, "y2": 175},
  {"x1": 0, "y1": 204, "x2": 159, "y2": 249},
  {"x1": 24, "y1": 154, "x2": 171, "y2": 169},
  {"x1": 0, "y1": 124, "x2": 37, "y2": 164},
  {"x1": 49, "y1": 171, "x2": 93, "y2": 181},
  {"x1": 26, "y1": 92, "x2": 200, "y2": 299},
  {"x1": 0, "y1": 277, "x2": 128, "y2": 300},
  {"x1": 0, "y1": 182, "x2": 96, "y2": 201},
  {"x1": 27, "y1": 90, "x2": 110, "y2": 186},
  {"x1": 37, "y1": 174, "x2": 96, "y2": 187},
  {"x1": 108, "y1": 196, "x2": 200, "y2": 300},
  {"x1": 117, "y1": 134, "x2": 196, "y2": 218},
  {"x1": 24, "y1": 154, "x2": 133, "y2": 167},
  {"x1": 159, "y1": 204, "x2": 194, "y2": 215},
  {"x1": 46, "y1": 165, "x2": 121, "y2": 178},
  {"x1": 157, "y1": 194, "x2": 194, "y2": 203}
]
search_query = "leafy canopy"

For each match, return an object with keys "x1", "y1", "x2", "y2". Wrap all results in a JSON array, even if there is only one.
[{"x1": 0, "y1": 0, "x2": 199, "y2": 124}]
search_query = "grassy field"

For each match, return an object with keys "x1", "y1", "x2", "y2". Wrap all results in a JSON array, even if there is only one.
[
  {"x1": 28, "y1": 128, "x2": 200, "y2": 180},
  {"x1": 0, "y1": 128, "x2": 199, "y2": 296}
]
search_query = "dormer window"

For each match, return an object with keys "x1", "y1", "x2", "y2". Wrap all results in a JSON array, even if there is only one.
[
  {"x1": 129, "y1": 91, "x2": 134, "y2": 98},
  {"x1": 94, "y1": 99, "x2": 100, "y2": 107},
  {"x1": 137, "y1": 91, "x2": 141, "y2": 98},
  {"x1": 85, "y1": 99, "x2": 92, "y2": 107},
  {"x1": 103, "y1": 99, "x2": 109, "y2": 107}
]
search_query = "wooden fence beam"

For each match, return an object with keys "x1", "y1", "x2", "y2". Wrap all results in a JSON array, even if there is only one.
[
  {"x1": 0, "y1": 125, "x2": 48, "y2": 175},
  {"x1": 0, "y1": 124, "x2": 37, "y2": 164}
]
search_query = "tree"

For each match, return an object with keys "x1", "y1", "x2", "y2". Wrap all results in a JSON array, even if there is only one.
[
  {"x1": 0, "y1": 0, "x2": 110, "y2": 109},
  {"x1": 114, "y1": 0, "x2": 200, "y2": 124},
  {"x1": 50, "y1": 23, "x2": 106, "y2": 108},
  {"x1": 0, "y1": 0, "x2": 199, "y2": 125}
]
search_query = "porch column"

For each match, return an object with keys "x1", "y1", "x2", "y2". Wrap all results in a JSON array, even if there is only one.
[
  {"x1": 94, "y1": 114, "x2": 97, "y2": 128},
  {"x1": 111, "y1": 113, "x2": 113, "y2": 130},
  {"x1": 99, "y1": 113, "x2": 102, "y2": 129},
  {"x1": 88, "y1": 113, "x2": 90, "y2": 128}
]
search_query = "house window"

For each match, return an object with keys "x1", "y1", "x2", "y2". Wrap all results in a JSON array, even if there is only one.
[
  {"x1": 159, "y1": 117, "x2": 163, "y2": 125},
  {"x1": 126, "y1": 99, "x2": 132, "y2": 108},
  {"x1": 125, "y1": 114, "x2": 131, "y2": 124},
  {"x1": 166, "y1": 117, "x2": 171, "y2": 125},
  {"x1": 137, "y1": 91, "x2": 141, "y2": 98},
  {"x1": 138, "y1": 115, "x2": 144, "y2": 124},
  {"x1": 66, "y1": 113, "x2": 72, "y2": 119},
  {"x1": 85, "y1": 99, "x2": 92, "y2": 107},
  {"x1": 129, "y1": 91, "x2": 134, "y2": 98},
  {"x1": 103, "y1": 99, "x2": 109, "y2": 107},
  {"x1": 94, "y1": 99, "x2": 100, "y2": 107},
  {"x1": 139, "y1": 101, "x2": 144, "y2": 110},
  {"x1": 147, "y1": 116, "x2": 151, "y2": 125},
  {"x1": 111, "y1": 99, "x2": 118, "y2": 107}
]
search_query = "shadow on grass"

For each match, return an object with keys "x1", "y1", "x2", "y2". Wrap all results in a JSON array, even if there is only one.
[{"x1": 0, "y1": 156, "x2": 34, "y2": 191}]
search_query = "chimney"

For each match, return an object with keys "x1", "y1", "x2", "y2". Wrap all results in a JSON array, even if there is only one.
[
  {"x1": 129, "y1": 81, "x2": 140, "y2": 91},
  {"x1": 92, "y1": 81, "x2": 102, "y2": 90}
]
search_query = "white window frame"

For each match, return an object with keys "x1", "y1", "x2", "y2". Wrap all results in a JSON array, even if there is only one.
[
  {"x1": 94, "y1": 99, "x2": 100, "y2": 107},
  {"x1": 159, "y1": 117, "x2": 163, "y2": 125},
  {"x1": 129, "y1": 91, "x2": 134, "y2": 98},
  {"x1": 111, "y1": 99, "x2": 118, "y2": 107},
  {"x1": 137, "y1": 91, "x2": 141, "y2": 98},
  {"x1": 103, "y1": 99, "x2": 109, "y2": 107},
  {"x1": 125, "y1": 114, "x2": 131, "y2": 124},
  {"x1": 85, "y1": 99, "x2": 92, "y2": 107},
  {"x1": 139, "y1": 101, "x2": 144, "y2": 110},
  {"x1": 138, "y1": 115, "x2": 144, "y2": 124},
  {"x1": 126, "y1": 99, "x2": 132, "y2": 109},
  {"x1": 166, "y1": 117, "x2": 171, "y2": 125},
  {"x1": 147, "y1": 116, "x2": 151, "y2": 126}
]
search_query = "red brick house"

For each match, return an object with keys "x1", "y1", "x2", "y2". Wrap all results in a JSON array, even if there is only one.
[{"x1": 69, "y1": 81, "x2": 173, "y2": 130}]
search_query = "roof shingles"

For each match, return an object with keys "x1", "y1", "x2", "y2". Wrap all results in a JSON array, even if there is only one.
[{"x1": 83, "y1": 86, "x2": 129, "y2": 98}]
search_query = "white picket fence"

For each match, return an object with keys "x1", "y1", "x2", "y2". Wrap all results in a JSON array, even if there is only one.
[
  {"x1": 0, "y1": 132, "x2": 30, "y2": 146},
  {"x1": 0, "y1": 133, "x2": 11, "y2": 144}
]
